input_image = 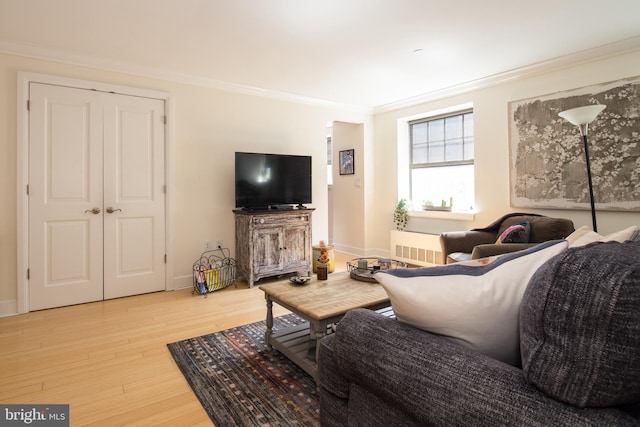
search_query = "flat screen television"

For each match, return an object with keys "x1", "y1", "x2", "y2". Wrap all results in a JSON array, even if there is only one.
[{"x1": 235, "y1": 152, "x2": 312, "y2": 210}]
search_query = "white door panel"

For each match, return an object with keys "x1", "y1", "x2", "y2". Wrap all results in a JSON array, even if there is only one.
[
  {"x1": 29, "y1": 83, "x2": 104, "y2": 310},
  {"x1": 48, "y1": 220, "x2": 90, "y2": 282},
  {"x1": 103, "y1": 95, "x2": 165, "y2": 299},
  {"x1": 29, "y1": 83, "x2": 165, "y2": 310}
]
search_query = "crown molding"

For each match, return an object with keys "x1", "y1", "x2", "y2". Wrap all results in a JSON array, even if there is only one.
[
  {"x1": 2, "y1": 36, "x2": 639, "y2": 116},
  {"x1": 374, "y1": 36, "x2": 640, "y2": 114},
  {"x1": 0, "y1": 40, "x2": 373, "y2": 115}
]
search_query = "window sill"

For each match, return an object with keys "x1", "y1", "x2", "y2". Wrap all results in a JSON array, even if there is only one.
[{"x1": 409, "y1": 210, "x2": 476, "y2": 221}]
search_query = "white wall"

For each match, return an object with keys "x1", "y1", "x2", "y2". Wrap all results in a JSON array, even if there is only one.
[
  {"x1": 368, "y1": 49, "x2": 640, "y2": 254},
  {"x1": 0, "y1": 52, "x2": 369, "y2": 315},
  {"x1": 331, "y1": 121, "x2": 365, "y2": 255},
  {"x1": 2, "y1": 47, "x2": 640, "y2": 315}
]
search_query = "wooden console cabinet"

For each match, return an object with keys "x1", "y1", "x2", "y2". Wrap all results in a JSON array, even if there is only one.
[{"x1": 234, "y1": 209, "x2": 314, "y2": 287}]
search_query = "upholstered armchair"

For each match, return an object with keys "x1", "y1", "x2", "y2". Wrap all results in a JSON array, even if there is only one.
[{"x1": 440, "y1": 213, "x2": 574, "y2": 264}]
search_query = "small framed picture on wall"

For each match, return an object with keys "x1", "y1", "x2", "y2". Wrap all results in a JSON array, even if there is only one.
[{"x1": 339, "y1": 149, "x2": 355, "y2": 175}]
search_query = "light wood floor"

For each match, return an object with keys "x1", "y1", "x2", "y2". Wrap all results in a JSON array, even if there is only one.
[{"x1": 0, "y1": 252, "x2": 352, "y2": 426}]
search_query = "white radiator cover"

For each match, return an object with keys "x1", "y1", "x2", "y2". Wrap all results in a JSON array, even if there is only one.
[{"x1": 390, "y1": 230, "x2": 444, "y2": 266}]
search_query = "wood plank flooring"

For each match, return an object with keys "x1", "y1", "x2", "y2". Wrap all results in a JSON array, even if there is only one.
[{"x1": 0, "y1": 252, "x2": 352, "y2": 426}]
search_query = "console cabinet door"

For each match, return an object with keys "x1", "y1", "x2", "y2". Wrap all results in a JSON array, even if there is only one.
[
  {"x1": 282, "y1": 225, "x2": 310, "y2": 270},
  {"x1": 254, "y1": 227, "x2": 283, "y2": 275}
]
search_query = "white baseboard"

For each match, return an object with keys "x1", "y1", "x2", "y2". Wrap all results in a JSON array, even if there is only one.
[
  {"x1": 0, "y1": 299, "x2": 18, "y2": 318},
  {"x1": 173, "y1": 274, "x2": 193, "y2": 290},
  {"x1": 327, "y1": 244, "x2": 390, "y2": 260}
]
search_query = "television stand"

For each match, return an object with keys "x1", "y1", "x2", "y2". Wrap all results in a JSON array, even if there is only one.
[{"x1": 233, "y1": 209, "x2": 314, "y2": 287}]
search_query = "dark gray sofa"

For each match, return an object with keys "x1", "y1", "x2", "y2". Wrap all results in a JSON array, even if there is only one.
[{"x1": 318, "y1": 241, "x2": 640, "y2": 426}]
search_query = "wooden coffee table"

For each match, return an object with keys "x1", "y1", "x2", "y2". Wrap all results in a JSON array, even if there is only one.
[{"x1": 259, "y1": 271, "x2": 392, "y2": 380}]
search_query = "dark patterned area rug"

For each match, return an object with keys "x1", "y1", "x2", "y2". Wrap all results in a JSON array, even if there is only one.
[{"x1": 167, "y1": 314, "x2": 319, "y2": 426}]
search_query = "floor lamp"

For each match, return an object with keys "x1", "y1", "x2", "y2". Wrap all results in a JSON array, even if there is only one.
[{"x1": 558, "y1": 104, "x2": 606, "y2": 232}]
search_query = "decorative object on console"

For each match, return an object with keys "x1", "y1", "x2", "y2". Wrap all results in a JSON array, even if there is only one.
[{"x1": 558, "y1": 104, "x2": 606, "y2": 232}]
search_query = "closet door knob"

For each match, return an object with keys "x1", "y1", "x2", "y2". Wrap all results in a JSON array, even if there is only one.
[
  {"x1": 106, "y1": 207, "x2": 122, "y2": 214},
  {"x1": 84, "y1": 207, "x2": 101, "y2": 214}
]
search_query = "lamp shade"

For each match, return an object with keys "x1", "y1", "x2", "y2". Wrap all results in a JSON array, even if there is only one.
[{"x1": 558, "y1": 105, "x2": 606, "y2": 126}]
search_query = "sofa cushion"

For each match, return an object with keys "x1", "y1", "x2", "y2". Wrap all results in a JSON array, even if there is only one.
[
  {"x1": 496, "y1": 215, "x2": 573, "y2": 243},
  {"x1": 564, "y1": 225, "x2": 592, "y2": 245},
  {"x1": 496, "y1": 221, "x2": 530, "y2": 244},
  {"x1": 566, "y1": 225, "x2": 638, "y2": 247},
  {"x1": 447, "y1": 252, "x2": 473, "y2": 263},
  {"x1": 520, "y1": 241, "x2": 640, "y2": 408},
  {"x1": 374, "y1": 240, "x2": 568, "y2": 366}
]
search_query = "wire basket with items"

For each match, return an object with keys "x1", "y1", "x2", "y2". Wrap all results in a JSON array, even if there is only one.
[
  {"x1": 346, "y1": 257, "x2": 408, "y2": 282},
  {"x1": 192, "y1": 248, "x2": 237, "y2": 297}
]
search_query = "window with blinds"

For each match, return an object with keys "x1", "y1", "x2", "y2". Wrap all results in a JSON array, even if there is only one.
[{"x1": 408, "y1": 110, "x2": 475, "y2": 211}]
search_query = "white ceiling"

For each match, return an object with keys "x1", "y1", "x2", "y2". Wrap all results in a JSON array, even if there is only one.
[{"x1": 2, "y1": 0, "x2": 640, "y2": 110}]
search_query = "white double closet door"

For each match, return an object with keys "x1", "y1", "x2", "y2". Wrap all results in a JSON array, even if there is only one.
[{"x1": 29, "y1": 83, "x2": 166, "y2": 311}]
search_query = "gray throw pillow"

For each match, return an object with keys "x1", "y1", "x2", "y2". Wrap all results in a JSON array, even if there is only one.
[{"x1": 520, "y1": 241, "x2": 640, "y2": 408}]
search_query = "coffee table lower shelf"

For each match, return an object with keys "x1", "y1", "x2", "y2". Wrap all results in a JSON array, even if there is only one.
[
  {"x1": 268, "y1": 306, "x2": 395, "y2": 380},
  {"x1": 269, "y1": 322, "x2": 317, "y2": 378}
]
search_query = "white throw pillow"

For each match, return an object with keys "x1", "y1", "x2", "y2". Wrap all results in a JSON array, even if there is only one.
[
  {"x1": 374, "y1": 240, "x2": 568, "y2": 366},
  {"x1": 564, "y1": 225, "x2": 592, "y2": 246},
  {"x1": 568, "y1": 225, "x2": 638, "y2": 247}
]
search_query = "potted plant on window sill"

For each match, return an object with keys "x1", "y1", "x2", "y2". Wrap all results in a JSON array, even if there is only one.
[
  {"x1": 422, "y1": 198, "x2": 453, "y2": 212},
  {"x1": 393, "y1": 199, "x2": 409, "y2": 230}
]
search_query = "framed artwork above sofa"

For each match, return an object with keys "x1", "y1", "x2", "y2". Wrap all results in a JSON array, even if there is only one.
[{"x1": 508, "y1": 76, "x2": 640, "y2": 211}]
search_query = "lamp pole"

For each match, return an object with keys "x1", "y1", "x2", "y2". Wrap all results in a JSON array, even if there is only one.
[
  {"x1": 558, "y1": 105, "x2": 606, "y2": 233},
  {"x1": 579, "y1": 126, "x2": 597, "y2": 232}
]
